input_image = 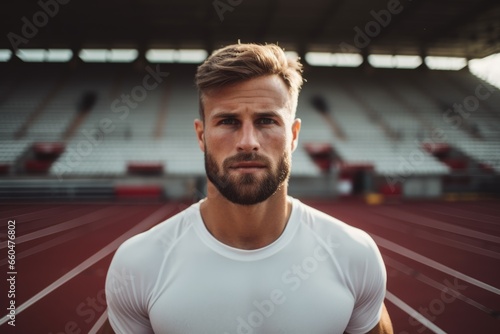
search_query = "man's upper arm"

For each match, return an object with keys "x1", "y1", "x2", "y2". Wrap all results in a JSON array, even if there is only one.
[
  {"x1": 343, "y1": 231, "x2": 389, "y2": 334},
  {"x1": 364, "y1": 303, "x2": 393, "y2": 334},
  {"x1": 344, "y1": 303, "x2": 393, "y2": 334},
  {"x1": 105, "y1": 238, "x2": 155, "y2": 334}
]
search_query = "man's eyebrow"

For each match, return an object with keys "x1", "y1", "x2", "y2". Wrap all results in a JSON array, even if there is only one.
[
  {"x1": 210, "y1": 111, "x2": 283, "y2": 119},
  {"x1": 211, "y1": 112, "x2": 238, "y2": 120},
  {"x1": 254, "y1": 111, "x2": 282, "y2": 118}
]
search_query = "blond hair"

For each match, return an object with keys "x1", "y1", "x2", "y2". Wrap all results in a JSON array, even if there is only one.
[{"x1": 195, "y1": 43, "x2": 304, "y2": 120}]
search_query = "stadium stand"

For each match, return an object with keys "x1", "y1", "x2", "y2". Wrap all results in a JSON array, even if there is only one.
[{"x1": 0, "y1": 62, "x2": 499, "y2": 198}]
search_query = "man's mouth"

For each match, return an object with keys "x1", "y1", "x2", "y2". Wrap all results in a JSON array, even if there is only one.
[{"x1": 229, "y1": 161, "x2": 267, "y2": 171}]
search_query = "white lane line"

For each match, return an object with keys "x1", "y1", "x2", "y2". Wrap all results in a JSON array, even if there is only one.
[
  {"x1": 0, "y1": 209, "x2": 136, "y2": 266},
  {"x1": 384, "y1": 255, "x2": 499, "y2": 317},
  {"x1": 373, "y1": 208, "x2": 500, "y2": 244},
  {"x1": 0, "y1": 206, "x2": 117, "y2": 249},
  {"x1": 421, "y1": 206, "x2": 500, "y2": 228},
  {"x1": 354, "y1": 209, "x2": 500, "y2": 259},
  {"x1": 372, "y1": 234, "x2": 500, "y2": 296},
  {"x1": 385, "y1": 291, "x2": 447, "y2": 334},
  {"x1": 88, "y1": 309, "x2": 108, "y2": 334},
  {"x1": 413, "y1": 229, "x2": 500, "y2": 259},
  {"x1": 0, "y1": 204, "x2": 175, "y2": 326},
  {"x1": 0, "y1": 205, "x2": 67, "y2": 222},
  {"x1": 0, "y1": 229, "x2": 85, "y2": 267}
]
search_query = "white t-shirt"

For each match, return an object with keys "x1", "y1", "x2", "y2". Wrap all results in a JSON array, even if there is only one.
[{"x1": 106, "y1": 197, "x2": 386, "y2": 334}]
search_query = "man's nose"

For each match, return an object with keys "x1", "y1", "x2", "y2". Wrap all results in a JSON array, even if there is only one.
[{"x1": 236, "y1": 122, "x2": 259, "y2": 152}]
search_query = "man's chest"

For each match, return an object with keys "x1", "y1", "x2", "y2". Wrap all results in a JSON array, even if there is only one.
[{"x1": 148, "y1": 251, "x2": 355, "y2": 334}]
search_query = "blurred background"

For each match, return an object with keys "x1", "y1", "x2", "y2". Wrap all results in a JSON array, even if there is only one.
[{"x1": 0, "y1": 0, "x2": 499, "y2": 333}]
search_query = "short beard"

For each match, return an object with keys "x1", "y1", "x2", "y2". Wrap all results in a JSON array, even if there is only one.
[{"x1": 204, "y1": 150, "x2": 290, "y2": 206}]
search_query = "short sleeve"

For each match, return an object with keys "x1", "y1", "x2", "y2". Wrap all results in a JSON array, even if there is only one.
[
  {"x1": 105, "y1": 239, "x2": 155, "y2": 334},
  {"x1": 344, "y1": 233, "x2": 387, "y2": 334}
]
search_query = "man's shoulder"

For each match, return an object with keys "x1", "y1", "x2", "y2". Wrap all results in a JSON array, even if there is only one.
[
  {"x1": 294, "y1": 199, "x2": 377, "y2": 252},
  {"x1": 112, "y1": 202, "x2": 200, "y2": 269},
  {"x1": 293, "y1": 199, "x2": 384, "y2": 282}
]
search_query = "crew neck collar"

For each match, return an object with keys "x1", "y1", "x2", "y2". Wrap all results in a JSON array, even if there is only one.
[{"x1": 192, "y1": 197, "x2": 301, "y2": 261}]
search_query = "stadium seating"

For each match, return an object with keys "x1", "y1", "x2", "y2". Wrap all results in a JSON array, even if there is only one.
[{"x1": 0, "y1": 62, "x2": 498, "y2": 194}]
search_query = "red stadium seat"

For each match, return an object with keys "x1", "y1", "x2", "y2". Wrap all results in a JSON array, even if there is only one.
[
  {"x1": 114, "y1": 184, "x2": 164, "y2": 199},
  {"x1": 25, "y1": 160, "x2": 53, "y2": 173},
  {"x1": 33, "y1": 142, "x2": 65, "y2": 155},
  {"x1": 127, "y1": 162, "x2": 164, "y2": 175},
  {"x1": 0, "y1": 163, "x2": 10, "y2": 175}
]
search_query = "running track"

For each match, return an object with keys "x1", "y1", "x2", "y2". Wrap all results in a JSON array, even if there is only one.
[{"x1": 1, "y1": 199, "x2": 499, "y2": 333}]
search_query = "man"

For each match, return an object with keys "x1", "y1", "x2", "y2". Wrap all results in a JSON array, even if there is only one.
[{"x1": 105, "y1": 42, "x2": 393, "y2": 334}]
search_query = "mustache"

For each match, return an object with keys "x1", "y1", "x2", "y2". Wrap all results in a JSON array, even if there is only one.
[{"x1": 223, "y1": 152, "x2": 270, "y2": 168}]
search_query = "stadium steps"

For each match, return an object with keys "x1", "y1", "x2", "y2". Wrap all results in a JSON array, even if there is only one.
[
  {"x1": 61, "y1": 92, "x2": 99, "y2": 141},
  {"x1": 354, "y1": 70, "x2": 429, "y2": 141},
  {"x1": 61, "y1": 112, "x2": 89, "y2": 141},
  {"x1": 407, "y1": 71, "x2": 483, "y2": 140},
  {"x1": 13, "y1": 142, "x2": 66, "y2": 175},
  {"x1": 441, "y1": 71, "x2": 500, "y2": 140},
  {"x1": 323, "y1": 112, "x2": 347, "y2": 140},
  {"x1": 154, "y1": 84, "x2": 171, "y2": 139},
  {"x1": 309, "y1": 95, "x2": 347, "y2": 140},
  {"x1": 430, "y1": 71, "x2": 494, "y2": 139},
  {"x1": 339, "y1": 80, "x2": 400, "y2": 141},
  {"x1": 442, "y1": 71, "x2": 500, "y2": 119},
  {"x1": 14, "y1": 71, "x2": 71, "y2": 139},
  {"x1": 377, "y1": 77, "x2": 435, "y2": 134},
  {"x1": 0, "y1": 140, "x2": 31, "y2": 175},
  {"x1": 450, "y1": 71, "x2": 500, "y2": 119}
]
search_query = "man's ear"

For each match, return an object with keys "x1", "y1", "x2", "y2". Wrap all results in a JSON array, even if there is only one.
[
  {"x1": 291, "y1": 118, "x2": 301, "y2": 152},
  {"x1": 194, "y1": 119, "x2": 205, "y2": 152}
]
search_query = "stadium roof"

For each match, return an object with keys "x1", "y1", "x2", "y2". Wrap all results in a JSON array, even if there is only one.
[{"x1": 1, "y1": 0, "x2": 499, "y2": 59}]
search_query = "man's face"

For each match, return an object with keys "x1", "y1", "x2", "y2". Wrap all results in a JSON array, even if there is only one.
[{"x1": 195, "y1": 75, "x2": 301, "y2": 205}]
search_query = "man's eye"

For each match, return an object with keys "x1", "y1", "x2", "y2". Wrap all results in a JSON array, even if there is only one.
[
  {"x1": 220, "y1": 118, "x2": 238, "y2": 125},
  {"x1": 257, "y1": 118, "x2": 276, "y2": 125}
]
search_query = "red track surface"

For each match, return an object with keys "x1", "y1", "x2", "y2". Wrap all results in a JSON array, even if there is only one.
[{"x1": 1, "y1": 199, "x2": 499, "y2": 333}]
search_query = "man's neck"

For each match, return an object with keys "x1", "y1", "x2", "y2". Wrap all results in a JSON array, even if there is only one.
[{"x1": 199, "y1": 182, "x2": 292, "y2": 250}]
